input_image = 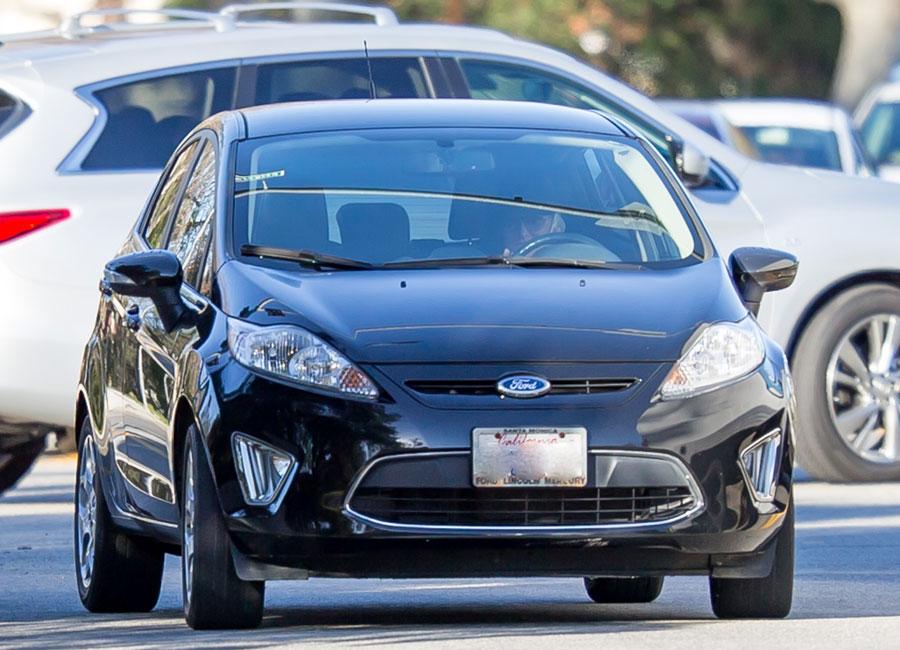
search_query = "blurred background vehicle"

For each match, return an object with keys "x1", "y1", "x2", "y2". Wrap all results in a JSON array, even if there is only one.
[
  {"x1": 715, "y1": 99, "x2": 871, "y2": 175},
  {"x1": 665, "y1": 98, "x2": 872, "y2": 175},
  {"x1": 4, "y1": 3, "x2": 900, "y2": 486},
  {"x1": 658, "y1": 99, "x2": 761, "y2": 160}
]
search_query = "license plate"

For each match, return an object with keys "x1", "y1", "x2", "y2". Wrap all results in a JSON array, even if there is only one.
[{"x1": 472, "y1": 427, "x2": 587, "y2": 488}]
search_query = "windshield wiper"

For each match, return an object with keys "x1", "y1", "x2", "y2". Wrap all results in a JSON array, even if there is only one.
[
  {"x1": 381, "y1": 255, "x2": 518, "y2": 269},
  {"x1": 507, "y1": 257, "x2": 642, "y2": 270},
  {"x1": 240, "y1": 244, "x2": 373, "y2": 270}
]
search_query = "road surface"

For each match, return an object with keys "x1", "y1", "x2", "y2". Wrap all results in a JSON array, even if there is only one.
[{"x1": 1, "y1": 455, "x2": 898, "y2": 649}]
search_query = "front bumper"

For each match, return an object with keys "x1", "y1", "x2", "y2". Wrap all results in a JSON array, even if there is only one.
[{"x1": 203, "y1": 345, "x2": 793, "y2": 579}]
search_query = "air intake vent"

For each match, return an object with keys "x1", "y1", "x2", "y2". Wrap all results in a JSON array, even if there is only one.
[
  {"x1": 348, "y1": 486, "x2": 696, "y2": 527},
  {"x1": 406, "y1": 378, "x2": 636, "y2": 396}
]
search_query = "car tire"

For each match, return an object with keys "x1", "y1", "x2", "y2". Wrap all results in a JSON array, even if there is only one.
[
  {"x1": 709, "y1": 499, "x2": 793, "y2": 619},
  {"x1": 0, "y1": 437, "x2": 44, "y2": 494},
  {"x1": 75, "y1": 419, "x2": 164, "y2": 612},
  {"x1": 794, "y1": 283, "x2": 900, "y2": 481},
  {"x1": 583, "y1": 576, "x2": 664, "y2": 603},
  {"x1": 182, "y1": 425, "x2": 264, "y2": 630}
]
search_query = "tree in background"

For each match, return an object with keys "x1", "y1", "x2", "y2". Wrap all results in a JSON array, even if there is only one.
[{"x1": 168, "y1": 0, "x2": 842, "y2": 99}]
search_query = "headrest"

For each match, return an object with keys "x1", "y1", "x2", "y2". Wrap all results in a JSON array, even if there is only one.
[
  {"x1": 337, "y1": 202, "x2": 410, "y2": 263},
  {"x1": 250, "y1": 192, "x2": 328, "y2": 251}
]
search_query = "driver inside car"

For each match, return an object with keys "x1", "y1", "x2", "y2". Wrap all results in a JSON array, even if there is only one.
[{"x1": 500, "y1": 210, "x2": 566, "y2": 256}]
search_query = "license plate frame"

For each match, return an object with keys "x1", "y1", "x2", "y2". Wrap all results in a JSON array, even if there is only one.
[{"x1": 471, "y1": 427, "x2": 588, "y2": 488}]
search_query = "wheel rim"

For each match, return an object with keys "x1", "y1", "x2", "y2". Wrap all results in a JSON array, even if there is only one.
[
  {"x1": 827, "y1": 314, "x2": 900, "y2": 464},
  {"x1": 182, "y1": 449, "x2": 195, "y2": 608},
  {"x1": 76, "y1": 435, "x2": 98, "y2": 588}
]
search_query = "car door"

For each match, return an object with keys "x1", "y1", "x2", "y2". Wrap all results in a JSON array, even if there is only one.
[
  {"x1": 435, "y1": 55, "x2": 769, "y2": 257},
  {"x1": 119, "y1": 137, "x2": 216, "y2": 524}
]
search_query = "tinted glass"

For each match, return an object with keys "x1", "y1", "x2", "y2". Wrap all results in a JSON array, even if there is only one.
[
  {"x1": 738, "y1": 126, "x2": 841, "y2": 170},
  {"x1": 861, "y1": 102, "x2": 900, "y2": 166},
  {"x1": 458, "y1": 59, "x2": 673, "y2": 157},
  {"x1": 168, "y1": 143, "x2": 216, "y2": 286},
  {"x1": 143, "y1": 141, "x2": 199, "y2": 248},
  {"x1": 0, "y1": 90, "x2": 29, "y2": 140},
  {"x1": 253, "y1": 58, "x2": 429, "y2": 105},
  {"x1": 82, "y1": 68, "x2": 235, "y2": 171},
  {"x1": 233, "y1": 128, "x2": 699, "y2": 267}
]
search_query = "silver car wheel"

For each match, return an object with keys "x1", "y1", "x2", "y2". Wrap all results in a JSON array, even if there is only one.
[
  {"x1": 182, "y1": 448, "x2": 195, "y2": 608},
  {"x1": 76, "y1": 435, "x2": 98, "y2": 588},
  {"x1": 827, "y1": 314, "x2": 900, "y2": 463}
]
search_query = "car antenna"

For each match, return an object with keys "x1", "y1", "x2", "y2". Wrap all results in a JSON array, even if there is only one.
[{"x1": 363, "y1": 40, "x2": 376, "y2": 100}]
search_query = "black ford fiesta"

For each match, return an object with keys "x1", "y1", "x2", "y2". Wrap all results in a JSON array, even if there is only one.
[{"x1": 74, "y1": 100, "x2": 799, "y2": 629}]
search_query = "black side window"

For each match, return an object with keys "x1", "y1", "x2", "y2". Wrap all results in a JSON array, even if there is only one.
[
  {"x1": 0, "y1": 90, "x2": 30, "y2": 140},
  {"x1": 167, "y1": 142, "x2": 216, "y2": 287},
  {"x1": 143, "y1": 141, "x2": 199, "y2": 248},
  {"x1": 82, "y1": 67, "x2": 236, "y2": 171},
  {"x1": 251, "y1": 58, "x2": 429, "y2": 105}
]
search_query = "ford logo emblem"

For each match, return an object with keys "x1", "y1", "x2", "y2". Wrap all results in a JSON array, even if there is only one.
[{"x1": 497, "y1": 375, "x2": 552, "y2": 399}]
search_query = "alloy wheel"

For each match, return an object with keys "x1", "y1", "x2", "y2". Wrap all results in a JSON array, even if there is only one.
[
  {"x1": 826, "y1": 314, "x2": 900, "y2": 463},
  {"x1": 76, "y1": 435, "x2": 98, "y2": 588},
  {"x1": 182, "y1": 449, "x2": 196, "y2": 608}
]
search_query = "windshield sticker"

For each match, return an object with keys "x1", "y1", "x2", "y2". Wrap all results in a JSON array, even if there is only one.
[{"x1": 235, "y1": 170, "x2": 285, "y2": 183}]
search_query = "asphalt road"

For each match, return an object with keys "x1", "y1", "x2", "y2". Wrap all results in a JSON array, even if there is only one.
[{"x1": 1, "y1": 456, "x2": 899, "y2": 649}]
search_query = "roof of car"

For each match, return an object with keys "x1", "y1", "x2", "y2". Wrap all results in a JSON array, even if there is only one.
[{"x1": 235, "y1": 98, "x2": 628, "y2": 139}]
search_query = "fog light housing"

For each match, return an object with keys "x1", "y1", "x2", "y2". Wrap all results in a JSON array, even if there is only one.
[
  {"x1": 739, "y1": 429, "x2": 782, "y2": 503},
  {"x1": 232, "y1": 432, "x2": 296, "y2": 508}
]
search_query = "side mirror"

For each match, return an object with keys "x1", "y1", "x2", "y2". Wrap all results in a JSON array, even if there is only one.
[
  {"x1": 677, "y1": 141, "x2": 711, "y2": 187},
  {"x1": 103, "y1": 250, "x2": 190, "y2": 332},
  {"x1": 730, "y1": 247, "x2": 799, "y2": 316}
]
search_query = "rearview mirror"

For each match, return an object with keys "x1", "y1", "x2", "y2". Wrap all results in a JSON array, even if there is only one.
[
  {"x1": 103, "y1": 250, "x2": 190, "y2": 332},
  {"x1": 730, "y1": 247, "x2": 799, "y2": 316}
]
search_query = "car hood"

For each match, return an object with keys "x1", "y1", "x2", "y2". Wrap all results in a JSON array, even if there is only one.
[{"x1": 218, "y1": 259, "x2": 747, "y2": 364}]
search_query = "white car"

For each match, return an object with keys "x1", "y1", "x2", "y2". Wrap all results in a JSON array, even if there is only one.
[
  {"x1": 3, "y1": 4, "x2": 900, "y2": 482},
  {"x1": 855, "y1": 81, "x2": 900, "y2": 182},
  {"x1": 712, "y1": 99, "x2": 872, "y2": 176}
]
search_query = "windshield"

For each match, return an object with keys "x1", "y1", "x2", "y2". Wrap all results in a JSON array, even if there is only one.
[
  {"x1": 738, "y1": 125, "x2": 841, "y2": 170},
  {"x1": 860, "y1": 102, "x2": 900, "y2": 166},
  {"x1": 232, "y1": 128, "x2": 702, "y2": 268}
]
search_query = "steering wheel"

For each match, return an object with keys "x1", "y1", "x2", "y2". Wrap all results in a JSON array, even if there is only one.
[{"x1": 515, "y1": 232, "x2": 608, "y2": 257}]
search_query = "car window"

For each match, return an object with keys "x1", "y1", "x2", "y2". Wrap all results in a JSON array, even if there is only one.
[
  {"x1": 252, "y1": 58, "x2": 429, "y2": 105},
  {"x1": 850, "y1": 129, "x2": 875, "y2": 175},
  {"x1": 199, "y1": 239, "x2": 215, "y2": 298},
  {"x1": 860, "y1": 102, "x2": 900, "y2": 166},
  {"x1": 167, "y1": 142, "x2": 216, "y2": 287},
  {"x1": 233, "y1": 128, "x2": 701, "y2": 267},
  {"x1": 457, "y1": 59, "x2": 673, "y2": 158},
  {"x1": 81, "y1": 67, "x2": 235, "y2": 171},
  {"x1": 738, "y1": 126, "x2": 841, "y2": 171},
  {"x1": 0, "y1": 89, "x2": 30, "y2": 140},
  {"x1": 143, "y1": 141, "x2": 199, "y2": 248}
]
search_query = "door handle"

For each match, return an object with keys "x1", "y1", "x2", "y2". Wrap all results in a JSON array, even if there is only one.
[{"x1": 126, "y1": 304, "x2": 142, "y2": 331}]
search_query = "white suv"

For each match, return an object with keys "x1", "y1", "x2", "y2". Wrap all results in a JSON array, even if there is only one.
[{"x1": 3, "y1": 3, "x2": 900, "y2": 483}]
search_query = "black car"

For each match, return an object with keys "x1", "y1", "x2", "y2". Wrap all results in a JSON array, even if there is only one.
[{"x1": 74, "y1": 99, "x2": 798, "y2": 629}]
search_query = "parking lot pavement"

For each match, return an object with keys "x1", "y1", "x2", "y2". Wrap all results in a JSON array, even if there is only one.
[{"x1": 1, "y1": 456, "x2": 898, "y2": 649}]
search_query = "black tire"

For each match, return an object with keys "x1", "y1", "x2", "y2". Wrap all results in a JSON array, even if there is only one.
[
  {"x1": 583, "y1": 576, "x2": 664, "y2": 603},
  {"x1": 0, "y1": 437, "x2": 44, "y2": 494},
  {"x1": 793, "y1": 283, "x2": 900, "y2": 481},
  {"x1": 75, "y1": 419, "x2": 164, "y2": 613},
  {"x1": 709, "y1": 499, "x2": 794, "y2": 619},
  {"x1": 182, "y1": 425, "x2": 264, "y2": 630}
]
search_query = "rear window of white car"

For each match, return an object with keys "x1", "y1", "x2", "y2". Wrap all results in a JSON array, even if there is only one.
[
  {"x1": 0, "y1": 89, "x2": 30, "y2": 140},
  {"x1": 80, "y1": 67, "x2": 236, "y2": 171}
]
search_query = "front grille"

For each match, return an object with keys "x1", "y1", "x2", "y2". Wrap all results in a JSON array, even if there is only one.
[
  {"x1": 405, "y1": 378, "x2": 636, "y2": 396},
  {"x1": 348, "y1": 486, "x2": 696, "y2": 527}
]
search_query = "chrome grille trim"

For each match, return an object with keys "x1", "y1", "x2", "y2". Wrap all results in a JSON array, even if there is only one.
[
  {"x1": 342, "y1": 450, "x2": 704, "y2": 536},
  {"x1": 405, "y1": 378, "x2": 637, "y2": 396}
]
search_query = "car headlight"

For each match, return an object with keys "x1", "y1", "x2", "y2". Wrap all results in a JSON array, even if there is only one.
[
  {"x1": 227, "y1": 318, "x2": 378, "y2": 399},
  {"x1": 658, "y1": 319, "x2": 765, "y2": 400}
]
